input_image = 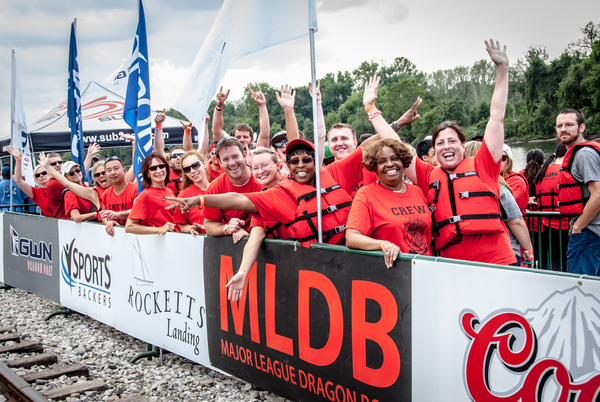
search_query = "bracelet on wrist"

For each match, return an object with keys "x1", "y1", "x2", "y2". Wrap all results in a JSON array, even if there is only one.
[
  {"x1": 368, "y1": 111, "x2": 382, "y2": 120},
  {"x1": 223, "y1": 224, "x2": 230, "y2": 235},
  {"x1": 16, "y1": 158, "x2": 22, "y2": 161},
  {"x1": 365, "y1": 104, "x2": 376, "y2": 112},
  {"x1": 184, "y1": 130, "x2": 192, "y2": 135},
  {"x1": 158, "y1": 229, "x2": 163, "y2": 235},
  {"x1": 155, "y1": 124, "x2": 163, "y2": 129},
  {"x1": 241, "y1": 271, "x2": 248, "y2": 278},
  {"x1": 379, "y1": 240, "x2": 389, "y2": 251},
  {"x1": 390, "y1": 122, "x2": 401, "y2": 132},
  {"x1": 197, "y1": 195, "x2": 205, "y2": 207},
  {"x1": 215, "y1": 104, "x2": 224, "y2": 111}
]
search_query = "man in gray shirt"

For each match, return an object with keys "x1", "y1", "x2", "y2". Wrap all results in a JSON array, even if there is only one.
[{"x1": 556, "y1": 109, "x2": 600, "y2": 275}]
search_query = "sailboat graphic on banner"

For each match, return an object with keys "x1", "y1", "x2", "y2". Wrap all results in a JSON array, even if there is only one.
[{"x1": 132, "y1": 236, "x2": 153, "y2": 286}]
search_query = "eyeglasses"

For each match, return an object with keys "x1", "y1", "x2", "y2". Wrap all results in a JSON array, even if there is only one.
[
  {"x1": 182, "y1": 161, "x2": 202, "y2": 173},
  {"x1": 252, "y1": 162, "x2": 274, "y2": 172},
  {"x1": 35, "y1": 171, "x2": 48, "y2": 178},
  {"x1": 67, "y1": 168, "x2": 81, "y2": 176},
  {"x1": 502, "y1": 154, "x2": 509, "y2": 162},
  {"x1": 170, "y1": 153, "x2": 184, "y2": 159},
  {"x1": 93, "y1": 171, "x2": 106, "y2": 178},
  {"x1": 49, "y1": 160, "x2": 64, "y2": 167},
  {"x1": 273, "y1": 140, "x2": 288, "y2": 149},
  {"x1": 148, "y1": 163, "x2": 167, "y2": 172},
  {"x1": 288, "y1": 157, "x2": 314, "y2": 166}
]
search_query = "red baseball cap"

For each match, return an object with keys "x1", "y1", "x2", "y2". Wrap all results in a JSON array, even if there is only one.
[{"x1": 286, "y1": 139, "x2": 315, "y2": 155}]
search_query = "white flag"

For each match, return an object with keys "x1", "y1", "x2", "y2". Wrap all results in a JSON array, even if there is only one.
[
  {"x1": 11, "y1": 50, "x2": 35, "y2": 186},
  {"x1": 172, "y1": 0, "x2": 318, "y2": 143}
]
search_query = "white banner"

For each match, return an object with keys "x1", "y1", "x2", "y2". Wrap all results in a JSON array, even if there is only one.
[
  {"x1": 0, "y1": 213, "x2": 4, "y2": 283},
  {"x1": 412, "y1": 259, "x2": 600, "y2": 401},
  {"x1": 58, "y1": 220, "x2": 116, "y2": 325},
  {"x1": 111, "y1": 229, "x2": 211, "y2": 366}
]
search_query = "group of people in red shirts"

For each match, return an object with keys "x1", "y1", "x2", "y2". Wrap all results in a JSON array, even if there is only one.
[{"x1": 8, "y1": 38, "x2": 593, "y2": 301}]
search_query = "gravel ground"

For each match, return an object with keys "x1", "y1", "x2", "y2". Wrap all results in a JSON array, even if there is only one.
[{"x1": 0, "y1": 286, "x2": 289, "y2": 402}]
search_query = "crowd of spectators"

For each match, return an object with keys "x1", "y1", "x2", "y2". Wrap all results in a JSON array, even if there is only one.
[{"x1": 3, "y1": 38, "x2": 597, "y2": 296}]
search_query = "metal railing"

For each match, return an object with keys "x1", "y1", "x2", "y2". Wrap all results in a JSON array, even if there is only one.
[{"x1": 525, "y1": 211, "x2": 570, "y2": 272}]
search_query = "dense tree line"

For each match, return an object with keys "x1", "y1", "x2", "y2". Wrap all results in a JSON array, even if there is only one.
[{"x1": 170, "y1": 22, "x2": 600, "y2": 145}]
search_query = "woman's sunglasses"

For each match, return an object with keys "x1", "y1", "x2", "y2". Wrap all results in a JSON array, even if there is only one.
[
  {"x1": 288, "y1": 157, "x2": 314, "y2": 166},
  {"x1": 182, "y1": 161, "x2": 202, "y2": 174},
  {"x1": 35, "y1": 171, "x2": 48, "y2": 178},
  {"x1": 93, "y1": 171, "x2": 106, "y2": 178},
  {"x1": 67, "y1": 168, "x2": 81, "y2": 176},
  {"x1": 148, "y1": 163, "x2": 167, "y2": 172}
]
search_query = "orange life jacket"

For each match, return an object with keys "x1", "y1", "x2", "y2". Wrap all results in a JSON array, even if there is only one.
[
  {"x1": 536, "y1": 164, "x2": 561, "y2": 211},
  {"x1": 558, "y1": 141, "x2": 600, "y2": 215},
  {"x1": 427, "y1": 157, "x2": 505, "y2": 250}
]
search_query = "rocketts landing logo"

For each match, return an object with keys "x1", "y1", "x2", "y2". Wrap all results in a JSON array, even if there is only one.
[
  {"x1": 61, "y1": 238, "x2": 112, "y2": 308},
  {"x1": 461, "y1": 287, "x2": 600, "y2": 401}
]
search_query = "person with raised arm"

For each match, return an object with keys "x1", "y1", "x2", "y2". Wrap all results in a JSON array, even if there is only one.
[
  {"x1": 391, "y1": 39, "x2": 515, "y2": 265},
  {"x1": 211, "y1": 85, "x2": 270, "y2": 150},
  {"x1": 125, "y1": 152, "x2": 178, "y2": 235},
  {"x1": 5, "y1": 146, "x2": 50, "y2": 215},
  {"x1": 60, "y1": 161, "x2": 97, "y2": 223}
]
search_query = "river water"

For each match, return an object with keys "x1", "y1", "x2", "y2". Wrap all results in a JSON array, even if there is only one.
[{"x1": 509, "y1": 139, "x2": 560, "y2": 171}]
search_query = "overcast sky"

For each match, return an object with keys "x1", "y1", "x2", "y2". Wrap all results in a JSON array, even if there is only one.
[{"x1": 1, "y1": 0, "x2": 598, "y2": 139}]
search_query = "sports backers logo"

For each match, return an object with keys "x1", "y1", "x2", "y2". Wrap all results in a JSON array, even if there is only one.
[
  {"x1": 461, "y1": 287, "x2": 600, "y2": 401},
  {"x1": 61, "y1": 238, "x2": 112, "y2": 308},
  {"x1": 10, "y1": 225, "x2": 52, "y2": 261}
]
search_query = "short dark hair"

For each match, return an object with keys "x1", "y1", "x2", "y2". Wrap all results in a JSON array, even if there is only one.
[
  {"x1": 363, "y1": 138, "x2": 413, "y2": 172},
  {"x1": 431, "y1": 121, "x2": 466, "y2": 146},
  {"x1": 229, "y1": 123, "x2": 254, "y2": 138},
  {"x1": 48, "y1": 152, "x2": 61, "y2": 159},
  {"x1": 141, "y1": 152, "x2": 170, "y2": 189},
  {"x1": 104, "y1": 156, "x2": 124, "y2": 168},
  {"x1": 558, "y1": 108, "x2": 585, "y2": 126},
  {"x1": 215, "y1": 137, "x2": 244, "y2": 160},
  {"x1": 415, "y1": 139, "x2": 432, "y2": 160},
  {"x1": 328, "y1": 123, "x2": 356, "y2": 140}
]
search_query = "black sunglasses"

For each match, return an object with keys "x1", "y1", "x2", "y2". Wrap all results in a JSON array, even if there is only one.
[
  {"x1": 148, "y1": 163, "x2": 167, "y2": 172},
  {"x1": 182, "y1": 161, "x2": 202, "y2": 174},
  {"x1": 273, "y1": 140, "x2": 288, "y2": 149},
  {"x1": 94, "y1": 171, "x2": 106, "y2": 178},
  {"x1": 170, "y1": 153, "x2": 184, "y2": 159},
  {"x1": 502, "y1": 154, "x2": 509, "y2": 162},
  {"x1": 288, "y1": 157, "x2": 314, "y2": 166},
  {"x1": 67, "y1": 167, "x2": 81, "y2": 176},
  {"x1": 50, "y1": 160, "x2": 64, "y2": 166},
  {"x1": 106, "y1": 156, "x2": 122, "y2": 162},
  {"x1": 35, "y1": 171, "x2": 48, "y2": 178}
]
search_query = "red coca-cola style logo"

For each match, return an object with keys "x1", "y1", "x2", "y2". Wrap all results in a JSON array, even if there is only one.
[{"x1": 461, "y1": 306, "x2": 600, "y2": 401}]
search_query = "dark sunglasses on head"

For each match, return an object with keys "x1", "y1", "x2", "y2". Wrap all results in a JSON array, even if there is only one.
[
  {"x1": 273, "y1": 140, "x2": 288, "y2": 149},
  {"x1": 288, "y1": 157, "x2": 314, "y2": 166},
  {"x1": 35, "y1": 171, "x2": 48, "y2": 178},
  {"x1": 50, "y1": 160, "x2": 64, "y2": 166},
  {"x1": 182, "y1": 161, "x2": 202, "y2": 174},
  {"x1": 148, "y1": 163, "x2": 167, "y2": 172},
  {"x1": 106, "y1": 156, "x2": 121, "y2": 162},
  {"x1": 67, "y1": 167, "x2": 81, "y2": 176},
  {"x1": 94, "y1": 171, "x2": 106, "y2": 178},
  {"x1": 502, "y1": 154, "x2": 509, "y2": 162}
]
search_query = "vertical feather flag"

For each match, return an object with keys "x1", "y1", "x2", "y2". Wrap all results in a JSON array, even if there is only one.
[
  {"x1": 123, "y1": 0, "x2": 152, "y2": 193},
  {"x1": 11, "y1": 50, "x2": 34, "y2": 186},
  {"x1": 67, "y1": 20, "x2": 84, "y2": 166}
]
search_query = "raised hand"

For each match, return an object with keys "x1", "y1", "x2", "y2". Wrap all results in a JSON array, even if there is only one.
[
  {"x1": 88, "y1": 142, "x2": 101, "y2": 156},
  {"x1": 363, "y1": 75, "x2": 381, "y2": 108},
  {"x1": 248, "y1": 84, "x2": 266, "y2": 107},
  {"x1": 180, "y1": 120, "x2": 192, "y2": 132},
  {"x1": 118, "y1": 132, "x2": 135, "y2": 142},
  {"x1": 155, "y1": 108, "x2": 166, "y2": 125},
  {"x1": 275, "y1": 84, "x2": 296, "y2": 109},
  {"x1": 6, "y1": 146, "x2": 22, "y2": 159},
  {"x1": 308, "y1": 80, "x2": 322, "y2": 104},
  {"x1": 485, "y1": 39, "x2": 508, "y2": 68},
  {"x1": 215, "y1": 86, "x2": 230, "y2": 106},
  {"x1": 38, "y1": 152, "x2": 50, "y2": 167},
  {"x1": 396, "y1": 97, "x2": 423, "y2": 127}
]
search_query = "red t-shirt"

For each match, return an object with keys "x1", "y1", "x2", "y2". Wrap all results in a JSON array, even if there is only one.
[
  {"x1": 203, "y1": 170, "x2": 263, "y2": 232},
  {"x1": 325, "y1": 147, "x2": 365, "y2": 195},
  {"x1": 64, "y1": 186, "x2": 95, "y2": 218},
  {"x1": 351, "y1": 168, "x2": 378, "y2": 198},
  {"x1": 173, "y1": 184, "x2": 206, "y2": 232},
  {"x1": 167, "y1": 170, "x2": 183, "y2": 196},
  {"x1": 129, "y1": 186, "x2": 180, "y2": 231},
  {"x1": 46, "y1": 178, "x2": 68, "y2": 219},
  {"x1": 347, "y1": 182, "x2": 432, "y2": 255},
  {"x1": 207, "y1": 166, "x2": 224, "y2": 183},
  {"x1": 414, "y1": 139, "x2": 516, "y2": 265},
  {"x1": 101, "y1": 182, "x2": 138, "y2": 226},
  {"x1": 29, "y1": 187, "x2": 52, "y2": 217}
]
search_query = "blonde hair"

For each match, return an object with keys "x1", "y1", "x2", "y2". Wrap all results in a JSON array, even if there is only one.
[{"x1": 181, "y1": 150, "x2": 205, "y2": 189}]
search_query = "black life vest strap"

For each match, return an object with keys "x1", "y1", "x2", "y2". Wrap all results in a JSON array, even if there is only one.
[
  {"x1": 297, "y1": 185, "x2": 341, "y2": 204},
  {"x1": 284, "y1": 201, "x2": 353, "y2": 228},
  {"x1": 433, "y1": 213, "x2": 503, "y2": 233},
  {"x1": 295, "y1": 225, "x2": 345, "y2": 243},
  {"x1": 458, "y1": 190, "x2": 496, "y2": 199},
  {"x1": 264, "y1": 222, "x2": 282, "y2": 238}
]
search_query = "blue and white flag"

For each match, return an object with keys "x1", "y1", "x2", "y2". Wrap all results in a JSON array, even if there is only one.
[
  {"x1": 172, "y1": 0, "x2": 318, "y2": 144},
  {"x1": 67, "y1": 20, "x2": 84, "y2": 167},
  {"x1": 11, "y1": 50, "x2": 35, "y2": 186},
  {"x1": 124, "y1": 0, "x2": 152, "y2": 193}
]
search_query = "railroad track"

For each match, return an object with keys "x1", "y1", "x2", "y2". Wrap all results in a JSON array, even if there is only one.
[{"x1": 0, "y1": 324, "x2": 141, "y2": 401}]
